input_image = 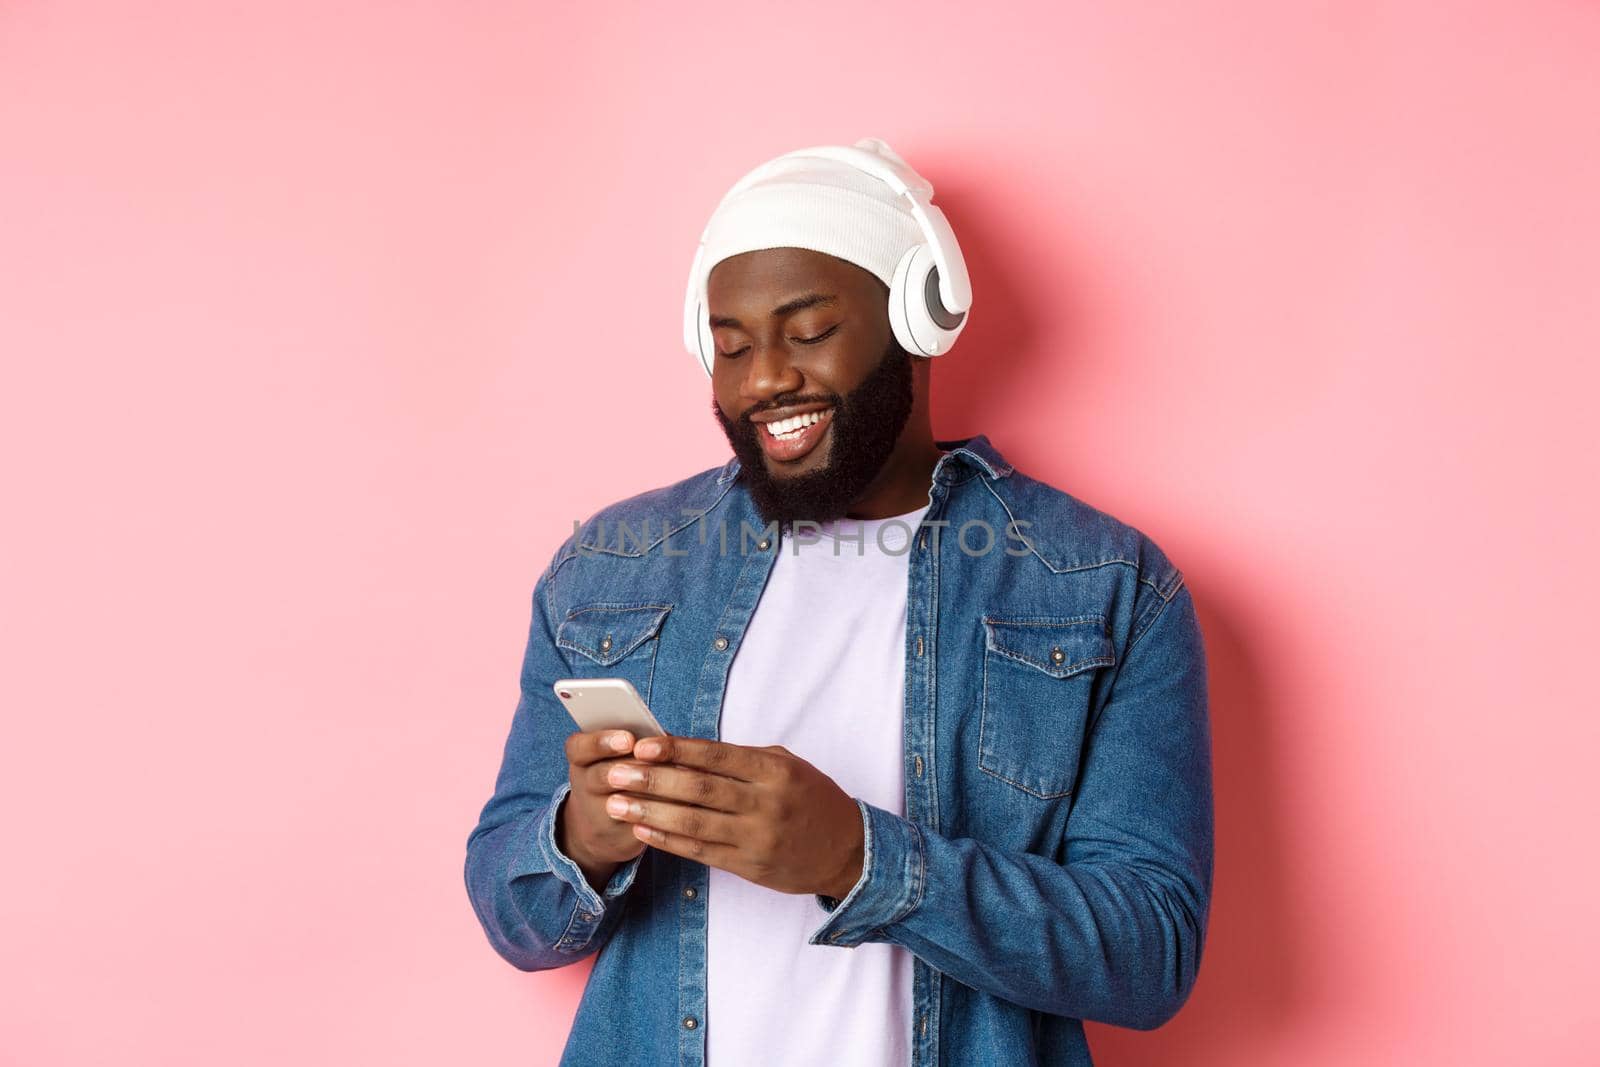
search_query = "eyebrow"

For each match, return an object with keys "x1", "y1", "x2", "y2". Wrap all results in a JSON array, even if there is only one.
[{"x1": 707, "y1": 292, "x2": 838, "y2": 330}]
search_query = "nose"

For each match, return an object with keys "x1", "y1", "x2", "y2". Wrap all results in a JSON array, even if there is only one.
[{"x1": 740, "y1": 339, "x2": 804, "y2": 407}]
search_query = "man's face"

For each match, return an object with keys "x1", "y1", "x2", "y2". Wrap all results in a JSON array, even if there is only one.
[{"x1": 708, "y1": 247, "x2": 915, "y2": 526}]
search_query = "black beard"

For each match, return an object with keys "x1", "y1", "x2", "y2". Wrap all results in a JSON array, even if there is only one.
[{"x1": 714, "y1": 340, "x2": 916, "y2": 528}]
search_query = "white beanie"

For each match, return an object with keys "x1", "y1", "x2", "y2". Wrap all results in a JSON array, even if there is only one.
[{"x1": 696, "y1": 137, "x2": 928, "y2": 295}]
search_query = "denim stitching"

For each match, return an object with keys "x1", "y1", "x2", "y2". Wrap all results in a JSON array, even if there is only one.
[
  {"x1": 978, "y1": 763, "x2": 1076, "y2": 800},
  {"x1": 935, "y1": 440, "x2": 1013, "y2": 480},
  {"x1": 979, "y1": 638, "x2": 1095, "y2": 799},
  {"x1": 980, "y1": 614, "x2": 1107, "y2": 627},
  {"x1": 1126, "y1": 574, "x2": 1188, "y2": 659},
  {"x1": 564, "y1": 601, "x2": 674, "y2": 616},
  {"x1": 548, "y1": 467, "x2": 738, "y2": 571},
  {"x1": 551, "y1": 807, "x2": 604, "y2": 919},
  {"x1": 927, "y1": 500, "x2": 944, "y2": 835},
  {"x1": 982, "y1": 616, "x2": 1115, "y2": 676},
  {"x1": 641, "y1": 637, "x2": 659, "y2": 708},
  {"x1": 678, "y1": 857, "x2": 692, "y2": 1062},
  {"x1": 541, "y1": 785, "x2": 604, "y2": 949},
  {"x1": 1157, "y1": 565, "x2": 1184, "y2": 602},
  {"x1": 600, "y1": 849, "x2": 644, "y2": 901},
  {"x1": 555, "y1": 603, "x2": 672, "y2": 663},
  {"x1": 877, "y1": 811, "x2": 927, "y2": 928},
  {"x1": 487, "y1": 803, "x2": 572, "y2": 956},
  {"x1": 977, "y1": 478, "x2": 1148, "y2": 578},
  {"x1": 852, "y1": 796, "x2": 878, "y2": 941},
  {"x1": 575, "y1": 479, "x2": 738, "y2": 559},
  {"x1": 812, "y1": 797, "x2": 878, "y2": 945},
  {"x1": 985, "y1": 642, "x2": 1115, "y2": 678}
]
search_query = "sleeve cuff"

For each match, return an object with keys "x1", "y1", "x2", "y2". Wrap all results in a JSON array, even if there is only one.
[
  {"x1": 511, "y1": 781, "x2": 645, "y2": 940},
  {"x1": 807, "y1": 797, "x2": 926, "y2": 948}
]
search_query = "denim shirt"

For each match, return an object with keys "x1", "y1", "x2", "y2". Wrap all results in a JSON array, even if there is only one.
[{"x1": 464, "y1": 435, "x2": 1213, "y2": 1066}]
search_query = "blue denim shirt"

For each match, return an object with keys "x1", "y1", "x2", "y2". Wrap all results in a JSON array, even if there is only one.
[{"x1": 464, "y1": 435, "x2": 1212, "y2": 1066}]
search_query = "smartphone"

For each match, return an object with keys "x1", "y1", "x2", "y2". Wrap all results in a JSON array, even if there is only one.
[{"x1": 552, "y1": 678, "x2": 667, "y2": 740}]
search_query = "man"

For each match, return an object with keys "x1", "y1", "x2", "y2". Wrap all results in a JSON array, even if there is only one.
[{"x1": 464, "y1": 138, "x2": 1213, "y2": 1066}]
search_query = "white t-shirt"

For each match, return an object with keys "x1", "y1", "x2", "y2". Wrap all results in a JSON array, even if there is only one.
[{"x1": 706, "y1": 504, "x2": 928, "y2": 1067}]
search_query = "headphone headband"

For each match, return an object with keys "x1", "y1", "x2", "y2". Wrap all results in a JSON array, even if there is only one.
[
  {"x1": 684, "y1": 140, "x2": 971, "y2": 374},
  {"x1": 698, "y1": 145, "x2": 972, "y2": 316}
]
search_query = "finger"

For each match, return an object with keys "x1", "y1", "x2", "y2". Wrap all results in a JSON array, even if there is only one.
[
  {"x1": 582, "y1": 758, "x2": 652, "y2": 796},
  {"x1": 603, "y1": 794, "x2": 742, "y2": 846},
  {"x1": 629, "y1": 821, "x2": 738, "y2": 868},
  {"x1": 565, "y1": 728, "x2": 635, "y2": 767},
  {"x1": 602, "y1": 761, "x2": 750, "y2": 813},
  {"x1": 632, "y1": 735, "x2": 766, "y2": 780}
]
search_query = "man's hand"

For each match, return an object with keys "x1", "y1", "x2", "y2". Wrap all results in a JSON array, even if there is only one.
[
  {"x1": 602, "y1": 735, "x2": 866, "y2": 899},
  {"x1": 557, "y1": 728, "x2": 650, "y2": 892}
]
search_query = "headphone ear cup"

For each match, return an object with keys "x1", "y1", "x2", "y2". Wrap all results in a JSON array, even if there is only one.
[
  {"x1": 696, "y1": 300, "x2": 716, "y2": 376},
  {"x1": 887, "y1": 245, "x2": 925, "y2": 355},
  {"x1": 888, "y1": 244, "x2": 967, "y2": 356}
]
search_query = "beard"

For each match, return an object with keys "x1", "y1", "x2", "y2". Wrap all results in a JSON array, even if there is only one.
[{"x1": 714, "y1": 338, "x2": 916, "y2": 528}]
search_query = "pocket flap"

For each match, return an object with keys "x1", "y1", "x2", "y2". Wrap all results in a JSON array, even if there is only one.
[
  {"x1": 982, "y1": 615, "x2": 1115, "y2": 678},
  {"x1": 557, "y1": 603, "x2": 672, "y2": 666}
]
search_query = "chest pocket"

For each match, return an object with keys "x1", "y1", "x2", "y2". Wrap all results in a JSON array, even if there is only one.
[
  {"x1": 556, "y1": 603, "x2": 672, "y2": 705},
  {"x1": 979, "y1": 615, "x2": 1116, "y2": 799}
]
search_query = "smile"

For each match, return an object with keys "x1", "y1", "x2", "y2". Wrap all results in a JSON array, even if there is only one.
[
  {"x1": 752, "y1": 406, "x2": 835, "y2": 464},
  {"x1": 764, "y1": 409, "x2": 827, "y2": 441}
]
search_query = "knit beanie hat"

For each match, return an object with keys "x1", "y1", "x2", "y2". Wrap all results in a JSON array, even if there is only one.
[{"x1": 695, "y1": 137, "x2": 928, "y2": 296}]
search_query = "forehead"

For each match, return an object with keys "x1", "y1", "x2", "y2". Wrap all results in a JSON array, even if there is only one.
[{"x1": 706, "y1": 247, "x2": 879, "y2": 306}]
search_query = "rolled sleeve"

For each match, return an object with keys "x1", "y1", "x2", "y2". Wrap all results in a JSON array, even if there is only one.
[
  {"x1": 807, "y1": 797, "x2": 926, "y2": 948},
  {"x1": 517, "y1": 780, "x2": 646, "y2": 925}
]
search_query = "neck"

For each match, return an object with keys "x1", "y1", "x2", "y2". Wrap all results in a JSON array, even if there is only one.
[{"x1": 844, "y1": 391, "x2": 942, "y2": 520}]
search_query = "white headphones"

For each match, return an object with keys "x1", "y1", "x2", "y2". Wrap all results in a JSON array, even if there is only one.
[{"x1": 681, "y1": 143, "x2": 973, "y2": 376}]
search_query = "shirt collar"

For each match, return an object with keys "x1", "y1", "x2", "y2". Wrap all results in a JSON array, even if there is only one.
[{"x1": 932, "y1": 434, "x2": 1014, "y2": 483}]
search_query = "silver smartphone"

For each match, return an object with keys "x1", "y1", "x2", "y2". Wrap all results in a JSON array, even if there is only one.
[{"x1": 552, "y1": 678, "x2": 667, "y2": 739}]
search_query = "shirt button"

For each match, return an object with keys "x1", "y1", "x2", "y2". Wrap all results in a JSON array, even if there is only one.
[
  {"x1": 599, "y1": 636, "x2": 613, "y2": 653},
  {"x1": 576, "y1": 910, "x2": 594, "y2": 921},
  {"x1": 1049, "y1": 647, "x2": 1065, "y2": 665},
  {"x1": 757, "y1": 538, "x2": 771, "y2": 551},
  {"x1": 683, "y1": 1016, "x2": 698, "y2": 1030},
  {"x1": 712, "y1": 636, "x2": 729, "y2": 651},
  {"x1": 682, "y1": 886, "x2": 697, "y2": 899}
]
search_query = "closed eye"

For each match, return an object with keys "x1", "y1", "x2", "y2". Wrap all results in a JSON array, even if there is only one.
[
  {"x1": 717, "y1": 323, "x2": 839, "y2": 359},
  {"x1": 792, "y1": 324, "x2": 840, "y2": 345}
]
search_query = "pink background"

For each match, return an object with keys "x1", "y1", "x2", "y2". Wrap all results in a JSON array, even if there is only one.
[{"x1": 3, "y1": 3, "x2": 1596, "y2": 1064}]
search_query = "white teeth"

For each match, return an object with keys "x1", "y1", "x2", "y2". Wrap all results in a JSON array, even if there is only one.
[{"x1": 764, "y1": 409, "x2": 828, "y2": 440}]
